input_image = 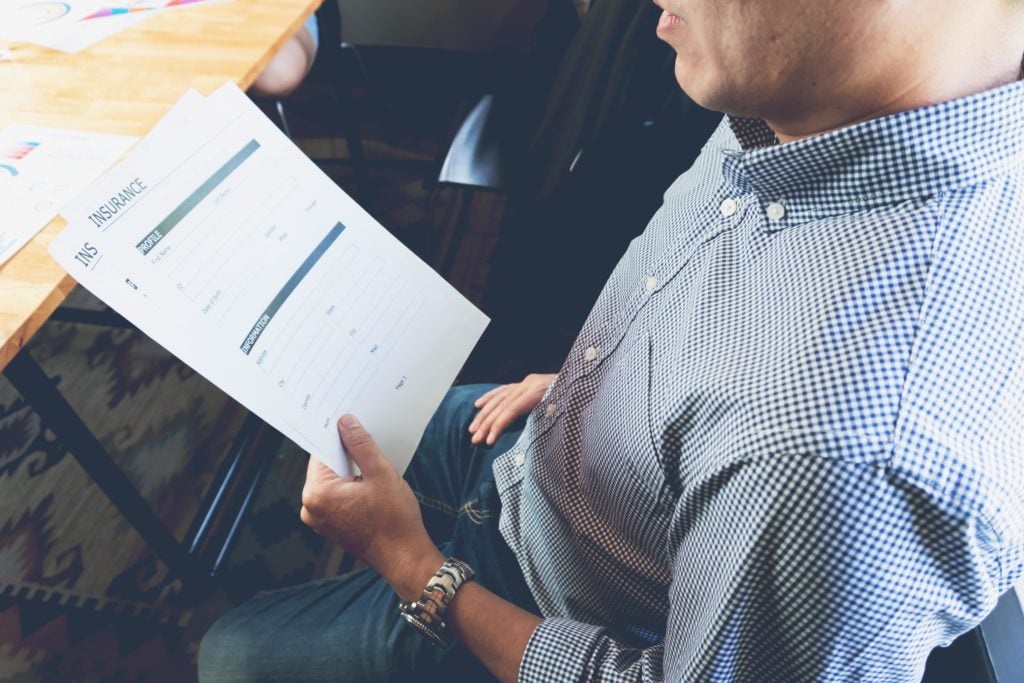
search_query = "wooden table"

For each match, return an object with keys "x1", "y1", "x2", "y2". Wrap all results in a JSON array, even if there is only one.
[
  {"x1": 0, "y1": 0, "x2": 319, "y2": 370},
  {"x1": 0, "y1": 0, "x2": 318, "y2": 597}
]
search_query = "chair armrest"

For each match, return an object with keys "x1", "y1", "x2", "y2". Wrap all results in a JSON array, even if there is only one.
[{"x1": 437, "y1": 94, "x2": 513, "y2": 191}]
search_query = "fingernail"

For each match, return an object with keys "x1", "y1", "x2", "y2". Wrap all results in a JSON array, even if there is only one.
[{"x1": 339, "y1": 414, "x2": 360, "y2": 429}]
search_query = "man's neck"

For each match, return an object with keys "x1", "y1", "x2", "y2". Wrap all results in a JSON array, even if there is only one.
[{"x1": 766, "y1": 55, "x2": 1024, "y2": 145}]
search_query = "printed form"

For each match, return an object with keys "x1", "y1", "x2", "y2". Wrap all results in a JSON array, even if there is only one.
[{"x1": 50, "y1": 83, "x2": 489, "y2": 475}]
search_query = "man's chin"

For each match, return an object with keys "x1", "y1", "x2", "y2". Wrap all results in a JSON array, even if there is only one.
[
  {"x1": 673, "y1": 60, "x2": 727, "y2": 115},
  {"x1": 674, "y1": 59, "x2": 764, "y2": 119}
]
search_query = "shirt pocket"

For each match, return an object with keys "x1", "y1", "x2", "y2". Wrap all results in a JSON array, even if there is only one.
[{"x1": 577, "y1": 328, "x2": 674, "y2": 568}]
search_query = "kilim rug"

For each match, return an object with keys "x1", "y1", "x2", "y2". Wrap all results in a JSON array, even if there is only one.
[
  {"x1": 0, "y1": 290, "x2": 336, "y2": 682},
  {"x1": 0, "y1": 79, "x2": 504, "y2": 681}
]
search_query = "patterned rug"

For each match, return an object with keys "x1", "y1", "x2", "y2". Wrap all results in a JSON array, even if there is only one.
[
  {"x1": 0, "y1": 80, "x2": 502, "y2": 682},
  {"x1": 0, "y1": 292, "x2": 338, "y2": 682}
]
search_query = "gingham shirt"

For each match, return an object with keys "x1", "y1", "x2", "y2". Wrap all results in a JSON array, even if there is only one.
[{"x1": 493, "y1": 81, "x2": 1024, "y2": 682}]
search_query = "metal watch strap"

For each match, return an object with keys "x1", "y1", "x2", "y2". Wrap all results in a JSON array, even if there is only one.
[{"x1": 398, "y1": 557, "x2": 475, "y2": 647}]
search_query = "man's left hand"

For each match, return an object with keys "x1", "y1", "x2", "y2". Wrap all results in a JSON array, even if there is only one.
[{"x1": 300, "y1": 414, "x2": 443, "y2": 600}]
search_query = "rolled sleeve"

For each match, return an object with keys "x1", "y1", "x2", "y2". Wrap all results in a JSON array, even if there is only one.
[
  {"x1": 519, "y1": 617, "x2": 663, "y2": 683},
  {"x1": 517, "y1": 451, "x2": 1002, "y2": 682}
]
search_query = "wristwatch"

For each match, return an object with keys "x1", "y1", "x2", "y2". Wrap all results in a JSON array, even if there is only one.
[{"x1": 398, "y1": 557, "x2": 475, "y2": 647}]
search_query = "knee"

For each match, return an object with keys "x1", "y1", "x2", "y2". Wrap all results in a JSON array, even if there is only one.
[
  {"x1": 197, "y1": 606, "x2": 260, "y2": 682},
  {"x1": 434, "y1": 384, "x2": 498, "y2": 430}
]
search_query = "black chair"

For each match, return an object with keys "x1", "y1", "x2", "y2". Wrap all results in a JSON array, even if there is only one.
[
  {"x1": 271, "y1": 0, "x2": 371, "y2": 200},
  {"x1": 435, "y1": 0, "x2": 722, "y2": 382},
  {"x1": 921, "y1": 589, "x2": 1024, "y2": 682}
]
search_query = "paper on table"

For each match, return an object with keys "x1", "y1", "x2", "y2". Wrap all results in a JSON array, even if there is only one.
[
  {"x1": 0, "y1": 124, "x2": 137, "y2": 266},
  {"x1": 60, "y1": 90, "x2": 202, "y2": 224},
  {"x1": 0, "y1": 0, "x2": 222, "y2": 53},
  {"x1": 0, "y1": 0, "x2": 147, "y2": 53},
  {"x1": 50, "y1": 83, "x2": 490, "y2": 476}
]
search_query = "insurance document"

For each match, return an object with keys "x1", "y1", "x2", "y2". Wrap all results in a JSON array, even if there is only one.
[{"x1": 50, "y1": 83, "x2": 489, "y2": 475}]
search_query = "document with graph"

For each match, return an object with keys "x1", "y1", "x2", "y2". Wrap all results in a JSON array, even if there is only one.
[{"x1": 49, "y1": 82, "x2": 489, "y2": 476}]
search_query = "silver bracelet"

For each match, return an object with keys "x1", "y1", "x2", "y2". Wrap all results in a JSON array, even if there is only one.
[{"x1": 398, "y1": 557, "x2": 475, "y2": 648}]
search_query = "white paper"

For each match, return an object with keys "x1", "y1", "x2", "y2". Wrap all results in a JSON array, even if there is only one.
[
  {"x1": 50, "y1": 83, "x2": 489, "y2": 475},
  {"x1": 0, "y1": 124, "x2": 137, "y2": 266},
  {"x1": 0, "y1": 0, "x2": 148, "y2": 53},
  {"x1": 0, "y1": 0, "x2": 222, "y2": 53},
  {"x1": 60, "y1": 89, "x2": 202, "y2": 223}
]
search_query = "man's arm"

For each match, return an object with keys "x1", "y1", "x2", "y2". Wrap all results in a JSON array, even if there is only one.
[
  {"x1": 392, "y1": 564, "x2": 542, "y2": 682},
  {"x1": 301, "y1": 415, "x2": 999, "y2": 681},
  {"x1": 300, "y1": 415, "x2": 541, "y2": 682}
]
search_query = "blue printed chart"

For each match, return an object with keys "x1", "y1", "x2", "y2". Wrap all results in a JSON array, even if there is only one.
[{"x1": 0, "y1": 123, "x2": 136, "y2": 266}]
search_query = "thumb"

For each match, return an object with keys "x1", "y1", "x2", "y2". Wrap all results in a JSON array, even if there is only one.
[{"x1": 337, "y1": 414, "x2": 387, "y2": 478}]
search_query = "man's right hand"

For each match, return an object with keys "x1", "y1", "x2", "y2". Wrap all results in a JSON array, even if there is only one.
[{"x1": 469, "y1": 373, "x2": 556, "y2": 446}]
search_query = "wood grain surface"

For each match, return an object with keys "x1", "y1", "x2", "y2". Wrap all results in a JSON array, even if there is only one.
[{"x1": 0, "y1": 0, "x2": 319, "y2": 369}]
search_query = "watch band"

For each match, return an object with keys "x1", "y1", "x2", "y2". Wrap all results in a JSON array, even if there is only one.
[{"x1": 398, "y1": 557, "x2": 475, "y2": 647}]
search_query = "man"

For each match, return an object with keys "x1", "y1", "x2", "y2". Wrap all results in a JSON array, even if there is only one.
[{"x1": 200, "y1": 0, "x2": 1024, "y2": 680}]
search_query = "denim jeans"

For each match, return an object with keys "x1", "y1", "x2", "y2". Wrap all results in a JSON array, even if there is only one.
[{"x1": 198, "y1": 385, "x2": 538, "y2": 682}]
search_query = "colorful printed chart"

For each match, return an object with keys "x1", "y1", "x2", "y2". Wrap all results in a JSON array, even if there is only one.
[
  {"x1": 16, "y1": 0, "x2": 70, "y2": 24},
  {"x1": 81, "y1": 0, "x2": 210, "y2": 20},
  {"x1": 0, "y1": 0, "x2": 224, "y2": 53},
  {"x1": 1, "y1": 140, "x2": 40, "y2": 160},
  {"x1": 0, "y1": 124, "x2": 137, "y2": 266}
]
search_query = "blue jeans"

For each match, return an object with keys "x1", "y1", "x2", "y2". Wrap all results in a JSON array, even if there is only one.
[{"x1": 198, "y1": 385, "x2": 537, "y2": 682}]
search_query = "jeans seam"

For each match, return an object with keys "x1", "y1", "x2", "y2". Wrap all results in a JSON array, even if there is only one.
[{"x1": 415, "y1": 492, "x2": 496, "y2": 524}]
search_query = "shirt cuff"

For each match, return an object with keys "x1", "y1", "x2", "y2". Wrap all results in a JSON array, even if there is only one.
[{"x1": 518, "y1": 617, "x2": 606, "y2": 682}]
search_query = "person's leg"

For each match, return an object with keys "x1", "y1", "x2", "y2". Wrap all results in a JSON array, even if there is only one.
[
  {"x1": 199, "y1": 386, "x2": 534, "y2": 681},
  {"x1": 403, "y1": 383, "x2": 523, "y2": 544},
  {"x1": 250, "y1": 16, "x2": 318, "y2": 99}
]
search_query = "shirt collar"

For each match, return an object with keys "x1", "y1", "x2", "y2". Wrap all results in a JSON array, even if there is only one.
[{"x1": 720, "y1": 80, "x2": 1024, "y2": 228}]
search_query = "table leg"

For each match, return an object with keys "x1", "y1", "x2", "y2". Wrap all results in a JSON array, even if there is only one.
[{"x1": 3, "y1": 347, "x2": 212, "y2": 594}]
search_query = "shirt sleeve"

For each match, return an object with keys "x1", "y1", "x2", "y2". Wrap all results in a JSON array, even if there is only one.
[{"x1": 517, "y1": 452, "x2": 1003, "y2": 682}]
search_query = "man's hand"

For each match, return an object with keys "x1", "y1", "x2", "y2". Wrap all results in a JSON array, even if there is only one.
[
  {"x1": 300, "y1": 415, "x2": 443, "y2": 601},
  {"x1": 469, "y1": 373, "x2": 556, "y2": 445}
]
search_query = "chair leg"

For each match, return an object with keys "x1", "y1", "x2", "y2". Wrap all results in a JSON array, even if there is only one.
[
  {"x1": 340, "y1": 42, "x2": 371, "y2": 89},
  {"x1": 3, "y1": 348, "x2": 213, "y2": 597},
  {"x1": 331, "y1": 67, "x2": 371, "y2": 201},
  {"x1": 275, "y1": 99, "x2": 294, "y2": 140},
  {"x1": 438, "y1": 187, "x2": 476, "y2": 278}
]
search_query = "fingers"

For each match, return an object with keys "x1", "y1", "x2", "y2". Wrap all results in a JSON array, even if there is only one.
[
  {"x1": 470, "y1": 388, "x2": 519, "y2": 444},
  {"x1": 474, "y1": 388, "x2": 527, "y2": 445},
  {"x1": 306, "y1": 453, "x2": 337, "y2": 483},
  {"x1": 337, "y1": 414, "x2": 387, "y2": 478},
  {"x1": 473, "y1": 384, "x2": 506, "y2": 409},
  {"x1": 468, "y1": 374, "x2": 557, "y2": 445},
  {"x1": 469, "y1": 385, "x2": 510, "y2": 431},
  {"x1": 300, "y1": 505, "x2": 318, "y2": 532}
]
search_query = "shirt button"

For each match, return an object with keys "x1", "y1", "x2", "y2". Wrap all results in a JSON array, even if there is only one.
[
  {"x1": 545, "y1": 403, "x2": 557, "y2": 417},
  {"x1": 645, "y1": 276, "x2": 658, "y2": 294},
  {"x1": 513, "y1": 451, "x2": 525, "y2": 467},
  {"x1": 766, "y1": 202, "x2": 786, "y2": 221},
  {"x1": 584, "y1": 346, "x2": 598, "y2": 361},
  {"x1": 720, "y1": 197, "x2": 739, "y2": 217}
]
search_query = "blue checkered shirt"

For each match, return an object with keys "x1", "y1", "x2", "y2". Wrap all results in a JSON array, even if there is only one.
[{"x1": 492, "y1": 81, "x2": 1024, "y2": 681}]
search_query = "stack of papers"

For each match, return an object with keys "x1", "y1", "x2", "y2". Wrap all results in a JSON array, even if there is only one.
[
  {"x1": 0, "y1": 124, "x2": 137, "y2": 266},
  {"x1": 0, "y1": 0, "x2": 222, "y2": 53},
  {"x1": 50, "y1": 83, "x2": 490, "y2": 475}
]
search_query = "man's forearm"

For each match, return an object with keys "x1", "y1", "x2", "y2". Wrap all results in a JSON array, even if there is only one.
[{"x1": 392, "y1": 552, "x2": 543, "y2": 682}]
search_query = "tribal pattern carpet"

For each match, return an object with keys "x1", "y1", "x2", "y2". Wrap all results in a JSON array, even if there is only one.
[{"x1": 0, "y1": 296, "x2": 336, "y2": 682}]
